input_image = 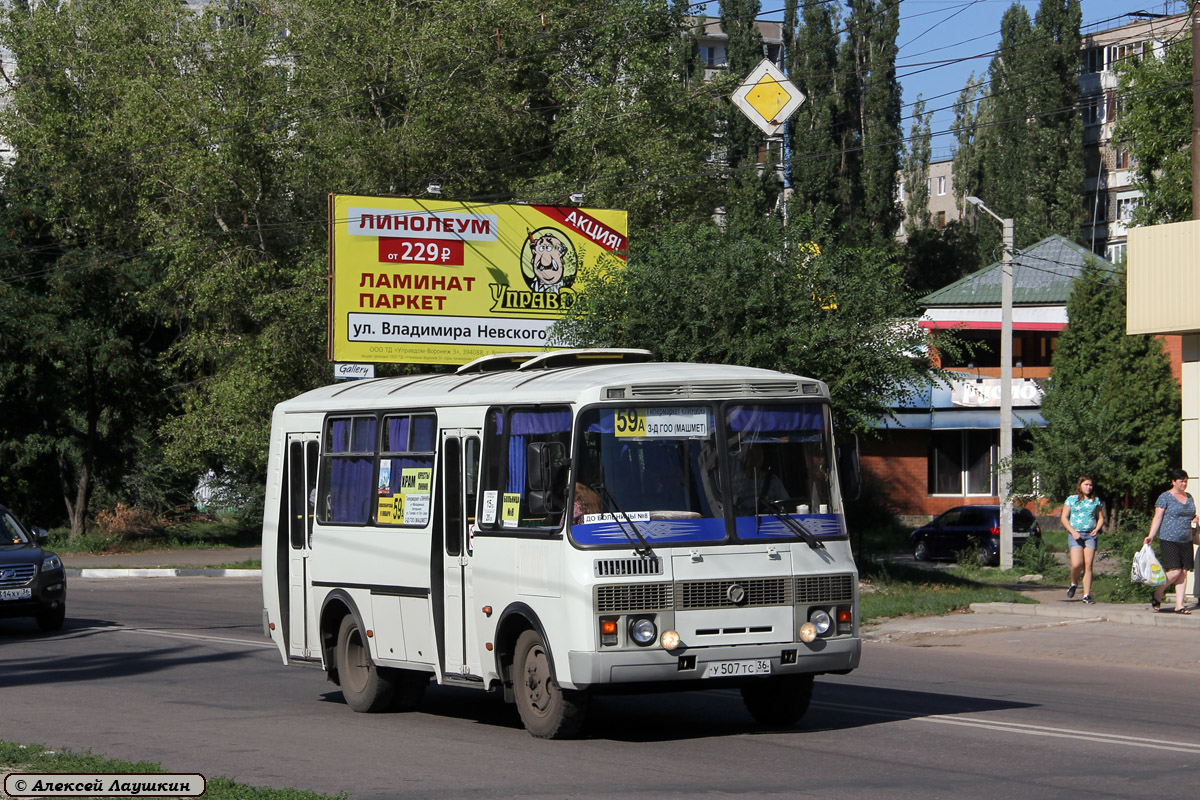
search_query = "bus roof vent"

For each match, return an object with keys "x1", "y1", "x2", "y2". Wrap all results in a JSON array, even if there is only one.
[
  {"x1": 456, "y1": 352, "x2": 538, "y2": 374},
  {"x1": 594, "y1": 556, "x2": 664, "y2": 578},
  {"x1": 519, "y1": 348, "x2": 654, "y2": 371}
]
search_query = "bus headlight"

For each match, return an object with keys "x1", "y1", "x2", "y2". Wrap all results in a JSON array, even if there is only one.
[
  {"x1": 660, "y1": 629, "x2": 682, "y2": 651},
  {"x1": 809, "y1": 609, "x2": 832, "y2": 636},
  {"x1": 799, "y1": 622, "x2": 817, "y2": 643},
  {"x1": 629, "y1": 617, "x2": 657, "y2": 646}
]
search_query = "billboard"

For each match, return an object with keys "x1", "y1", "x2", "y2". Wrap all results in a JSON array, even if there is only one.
[{"x1": 329, "y1": 194, "x2": 629, "y2": 365}]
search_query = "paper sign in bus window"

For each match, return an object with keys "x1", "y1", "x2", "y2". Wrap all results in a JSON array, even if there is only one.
[
  {"x1": 502, "y1": 493, "x2": 521, "y2": 528},
  {"x1": 400, "y1": 468, "x2": 433, "y2": 525},
  {"x1": 481, "y1": 491, "x2": 498, "y2": 524},
  {"x1": 615, "y1": 407, "x2": 709, "y2": 438},
  {"x1": 377, "y1": 494, "x2": 398, "y2": 524}
]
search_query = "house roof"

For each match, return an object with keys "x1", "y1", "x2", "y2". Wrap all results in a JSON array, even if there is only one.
[{"x1": 920, "y1": 235, "x2": 1112, "y2": 308}]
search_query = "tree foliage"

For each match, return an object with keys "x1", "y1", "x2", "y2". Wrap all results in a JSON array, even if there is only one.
[
  {"x1": 955, "y1": 0, "x2": 1084, "y2": 265},
  {"x1": 902, "y1": 96, "x2": 931, "y2": 230},
  {"x1": 555, "y1": 209, "x2": 938, "y2": 432},
  {"x1": 1020, "y1": 263, "x2": 1180, "y2": 507},
  {"x1": 0, "y1": 0, "x2": 720, "y2": 530}
]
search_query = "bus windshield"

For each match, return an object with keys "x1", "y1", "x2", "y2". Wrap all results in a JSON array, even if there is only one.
[{"x1": 571, "y1": 402, "x2": 838, "y2": 547}]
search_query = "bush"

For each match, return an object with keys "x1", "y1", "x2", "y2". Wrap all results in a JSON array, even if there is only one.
[
  {"x1": 1103, "y1": 509, "x2": 1155, "y2": 603},
  {"x1": 1014, "y1": 535, "x2": 1064, "y2": 578},
  {"x1": 92, "y1": 503, "x2": 167, "y2": 539}
]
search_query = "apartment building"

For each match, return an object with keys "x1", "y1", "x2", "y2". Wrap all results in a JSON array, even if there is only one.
[{"x1": 1079, "y1": 8, "x2": 1189, "y2": 264}]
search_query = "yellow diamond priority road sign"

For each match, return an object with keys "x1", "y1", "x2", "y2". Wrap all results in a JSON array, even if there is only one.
[{"x1": 730, "y1": 59, "x2": 805, "y2": 137}]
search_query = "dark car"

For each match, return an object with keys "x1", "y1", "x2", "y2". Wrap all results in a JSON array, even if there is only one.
[
  {"x1": 0, "y1": 503, "x2": 66, "y2": 631},
  {"x1": 911, "y1": 505, "x2": 1042, "y2": 566}
]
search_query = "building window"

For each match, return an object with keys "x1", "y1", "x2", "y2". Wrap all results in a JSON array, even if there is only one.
[
  {"x1": 1115, "y1": 193, "x2": 1142, "y2": 222},
  {"x1": 937, "y1": 176, "x2": 946, "y2": 196},
  {"x1": 936, "y1": 210, "x2": 946, "y2": 229},
  {"x1": 929, "y1": 431, "x2": 997, "y2": 496},
  {"x1": 1106, "y1": 41, "x2": 1143, "y2": 71},
  {"x1": 1081, "y1": 96, "x2": 1102, "y2": 126},
  {"x1": 1113, "y1": 148, "x2": 1132, "y2": 170},
  {"x1": 1080, "y1": 46, "x2": 1103, "y2": 74},
  {"x1": 1106, "y1": 242, "x2": 1127, "y2": 265}
]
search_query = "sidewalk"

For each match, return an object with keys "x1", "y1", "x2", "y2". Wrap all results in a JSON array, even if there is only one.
[
  {"x1": 61, "y1": 547, "x2": 261, "y2": 578},
  {"x1": 865, "y1": 583, "x2": 1200, "y2": 641}
]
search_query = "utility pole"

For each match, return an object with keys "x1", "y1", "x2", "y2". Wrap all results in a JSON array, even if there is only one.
[{"x1": 967, "y1": 196, "x2": 1015, "y2": 570}]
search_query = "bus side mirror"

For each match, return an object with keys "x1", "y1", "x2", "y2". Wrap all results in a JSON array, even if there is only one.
[
  {"x1": 836, "y1": 436, "x2": 861, "y2": 502},
  {"x1": 527, "y1": 441, "x2": 567, "y2": 515}
]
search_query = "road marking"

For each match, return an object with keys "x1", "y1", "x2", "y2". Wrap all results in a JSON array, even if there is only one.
[
  {"x1": 120, "y1": 628, "x2": 277, "y2": 649},
  {"x1": 813, "y1": 701, "x2": 1200, "y2": 754}
]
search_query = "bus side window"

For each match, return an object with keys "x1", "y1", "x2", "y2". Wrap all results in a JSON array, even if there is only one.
[
  {"x1": 478, "y1": 406, "x2": 571, "y2": 531},
  {"x1": 317, "y1": 415, "x2": 377, "y2": 525}
]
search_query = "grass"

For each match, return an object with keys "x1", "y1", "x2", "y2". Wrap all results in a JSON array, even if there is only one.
[
  {"x1": 859, "y1": 560, "x2": 1035, "y2": 621},
  {"x1": 50, "y1": 519, "x2": 259, "y2": 555},
  {"x1": 0, "y1": 741, "x2": 342, "y2": 800}
]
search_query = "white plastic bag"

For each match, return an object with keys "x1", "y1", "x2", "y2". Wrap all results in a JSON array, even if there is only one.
[{"x1": 1132, "y1": 543, "x2": 1167, "y2": 587}]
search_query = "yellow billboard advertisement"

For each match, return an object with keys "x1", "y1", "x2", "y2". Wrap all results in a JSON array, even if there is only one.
[{"x1": 329, "y1": 194, "x2": 629, "y2": 365}]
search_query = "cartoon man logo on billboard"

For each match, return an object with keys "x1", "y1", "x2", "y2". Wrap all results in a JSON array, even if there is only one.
[{"x1": 522, "y1": 227, "x2": 578, "y2": 294}]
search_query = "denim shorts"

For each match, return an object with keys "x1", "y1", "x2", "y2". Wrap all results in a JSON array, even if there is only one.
[{"x1": 1067, "y1": 532, "x2": 1097, "y2": 550}]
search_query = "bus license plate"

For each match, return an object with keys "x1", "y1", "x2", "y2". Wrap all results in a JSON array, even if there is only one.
[
  {"x1": 702, "y1": 658, "x2": 771, "y2": 678},
  {"x1": 0, "y1": 588, "x2": 32, "y2": 601}
]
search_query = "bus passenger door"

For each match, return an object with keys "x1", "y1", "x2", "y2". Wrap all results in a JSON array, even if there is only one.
[
  {"x1": 286, "y1": 433, "x2": 320, "y2": 657},
  {"x1": 440, "y1": 429, "x2": 482, "y2": 677}
]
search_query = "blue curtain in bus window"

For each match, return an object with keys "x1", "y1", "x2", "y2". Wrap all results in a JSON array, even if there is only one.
[
  {"x1": 412, "y1": 415, "x2": 436, "y2": 451},
  {"x1": 727, "y1": 407, "x2": 823, "y2": 435},
  {"x1": 327, "y1": 418, "x2": 376, "y2": 524},
  {"x1": 386, "y1": 417, "x2": 410, "y2": 451}
]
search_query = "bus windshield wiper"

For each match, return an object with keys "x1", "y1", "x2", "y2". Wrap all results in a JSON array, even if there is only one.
[
  {"x1": 592, "y1": 483, "x2": 654, "y2": 557},
  {"x1": 757, "y1": 498, "x2": 825, "y2": 550}
]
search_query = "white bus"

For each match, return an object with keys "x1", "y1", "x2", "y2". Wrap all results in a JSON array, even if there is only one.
[{"x1": 262, "y1": 349, "x2": 862, "y2": 738}]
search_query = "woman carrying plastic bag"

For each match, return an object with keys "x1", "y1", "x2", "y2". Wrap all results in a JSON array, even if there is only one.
[{"x1": 1143, "y1": 469, "x2": 1199, "y2": 613}]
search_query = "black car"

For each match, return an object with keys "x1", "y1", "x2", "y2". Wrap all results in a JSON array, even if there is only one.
[
  {"x1": 911, "y1": 505, "x2": 1042, "y2": 566},
  {"x1": 0, "y1": 503, "x2": 66, "y2": 631}
]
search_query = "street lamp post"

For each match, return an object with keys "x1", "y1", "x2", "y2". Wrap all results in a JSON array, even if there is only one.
[{"x1": 966, "y1": 196, "x2": 1014, "y2": 570}]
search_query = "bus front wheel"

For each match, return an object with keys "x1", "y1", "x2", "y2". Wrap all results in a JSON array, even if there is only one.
[
  {"x1": 741, "y1": 674, "x2": 814, "y2": 727},
  {"x1": 336, "y1": 615, "x2": 394, "y2": 713},
  {"x1": 513, "y1": 629, "x2": 587, "y2": 739}
]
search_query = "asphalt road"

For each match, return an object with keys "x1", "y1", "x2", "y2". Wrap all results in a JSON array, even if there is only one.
[{"x1": 3, "y1": 578, "x2": 1198, "y2": 800}]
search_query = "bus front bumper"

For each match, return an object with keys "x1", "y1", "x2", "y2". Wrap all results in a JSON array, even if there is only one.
[{"x1": 564, "y1": 636, "x2": 860, "y2": 690}]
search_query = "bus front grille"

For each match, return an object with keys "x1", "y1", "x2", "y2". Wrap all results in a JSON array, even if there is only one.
[
  {"x1": 676, "y1": 577, "x2": 791, "y2": 609},
  {"x1": 596, "y1": 582, "x2": 673, "y2": 612},
  {"x1": 594, "y1": 557, "x2": 663, "y2": 578},
  {"x1": 795, "y1": 574, "x2": 855, "y2": 603}
]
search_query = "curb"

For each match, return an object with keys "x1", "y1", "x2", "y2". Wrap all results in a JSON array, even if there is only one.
[
  {"x1": 66, "y1": 568, "x2": 261, "y2": 579},
  {"x1": 863, "y1": 615, "x2": 1101, "y2": 643},
  {"x1": 970, "y1": 601, "x2": 1200, "y2": 628}
]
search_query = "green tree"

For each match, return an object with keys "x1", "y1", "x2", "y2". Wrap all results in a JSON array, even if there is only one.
[
  {"x1": 555, "y1": 211, "x2": 938, "y2": 432},
  {"x1": 785, "y1": 0, "x2": 841, "y2": 220},
  {"x1": 902, "y1": 95, "x2": 932, "y2": 231},
  {"x1": 969, "y1": 1, "x2": 1083, "y2": 261},
  {"x1": 1114, "y1": 30, "x2": 1192, "y2": 224},
  {"x1": 836, "y1": 0, "x2": 902, "y2": 250},
  {"x1": 951, "y1": 72, "x2": 985, "y2": 207},
  {"x1": 1022, "y1": 263, "x2": 1180, "y2": 508},
  {"x1": 1027, "y1": 0, "x2": 1083, "y2": 242}
]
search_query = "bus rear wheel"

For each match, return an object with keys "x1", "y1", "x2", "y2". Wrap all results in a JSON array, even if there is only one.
[
  {"x1": 336, "y1": 615, "x2": 394, "y2": 713},
  {"x1": 741, "y1": 674, "x2": 815, "y2": 727},
  {"x1": 513, "y1": 629, "x2": 587, "y2": 739}
]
